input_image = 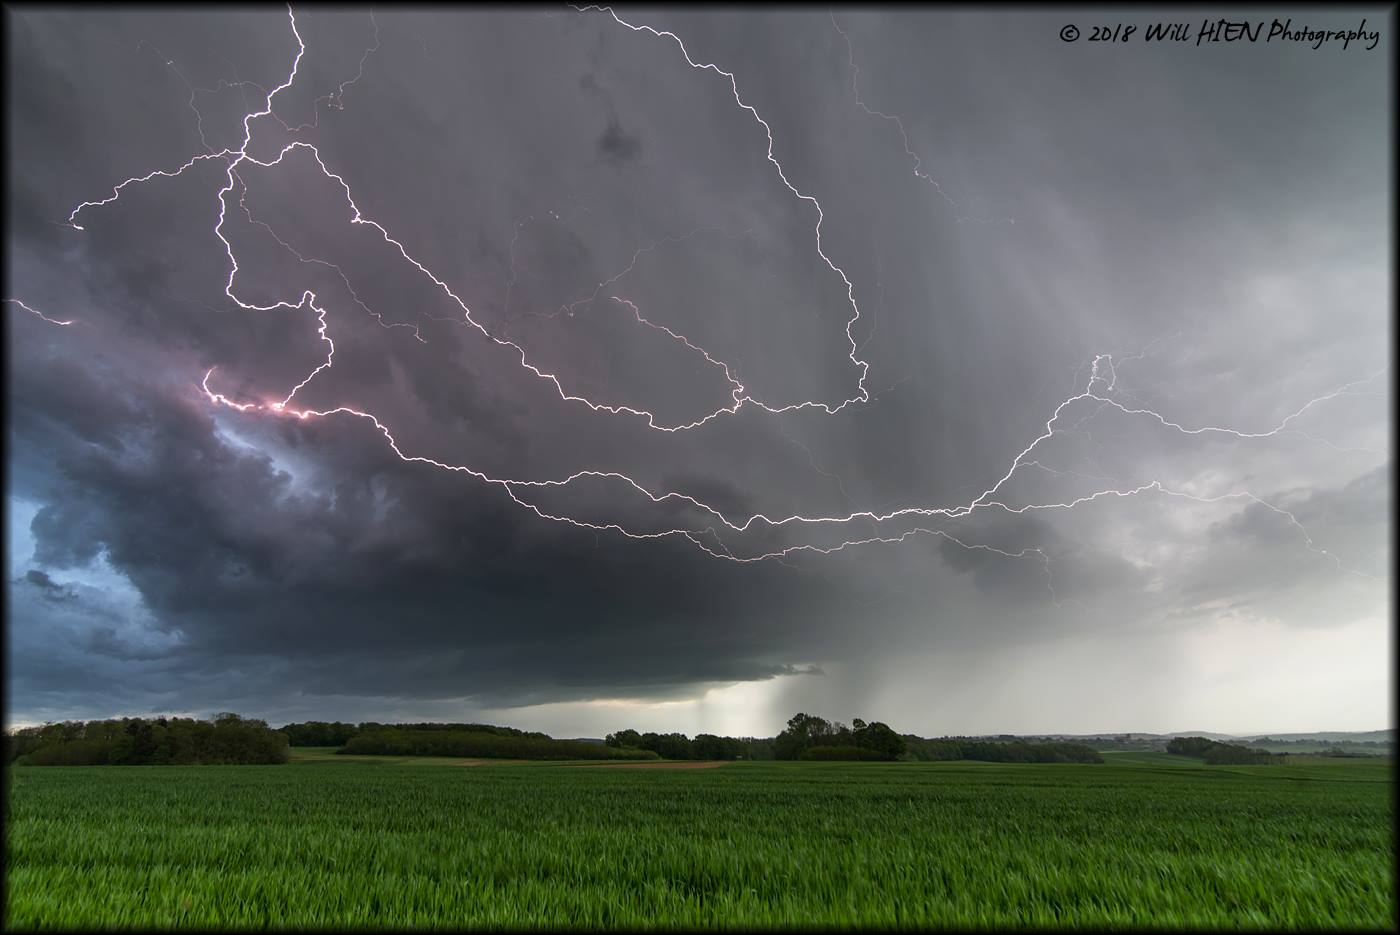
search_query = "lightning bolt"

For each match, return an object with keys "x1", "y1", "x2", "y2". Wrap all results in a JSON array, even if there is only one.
[
  {"x1": 830, "y1": 11, "x2": 1015, "y2": 226},
  {"x1": 235, "y1": 179, "x2": 427, "y2": 343},
  {"x1": 569, "y1": 4, "x2": 872, "y2": 418},
  {"x1": 6, "y1": 298, "x2": 75, "y2": 327},
  {"x1": 274, "y1": 9, "x2": 383, "y2": 134},
  {"x1": 51, "y1": 5, "x2": 1381, "y2": 604}
]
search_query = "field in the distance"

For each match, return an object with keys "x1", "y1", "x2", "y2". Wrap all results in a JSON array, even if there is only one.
[{"x1": 6, "y1": 753, "x2": 1393, "y2": 929}]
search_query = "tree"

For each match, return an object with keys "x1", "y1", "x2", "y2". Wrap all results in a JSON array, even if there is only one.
[
  {"x1": 775, "y1": 712, "x2": 835, "y2": 760},
  {"x1": 125, "y1": 719, "x2": 158, "y2": 763},
  {"x1": 691, "y1": 734, "x2": 745, "y2": 760},
  {"x1": 852, "y1": 719, "x2": 906, "y2": 759},
  {"x1": 638, "y1": 732, "x2": 694, "y2": 760},
  {"x1": 605, "y1": 729, "x2": 643, "y2": 749}
]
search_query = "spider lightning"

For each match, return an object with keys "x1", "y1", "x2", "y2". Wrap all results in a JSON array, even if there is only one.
[{"x1": 56, "y1": 6, "x2": 1377, "y2": 592}]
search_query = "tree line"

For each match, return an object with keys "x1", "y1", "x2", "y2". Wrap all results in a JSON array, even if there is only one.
[
  {"x1": 603, "y1": 729, "x2": 769, "y2": 760},
  {"x1": 603, "y1": 714, "x2": 1104, "y2": 763},
  {"x1": 1247, "y1": 736, "x2": 1390, "y2": 756},
  {"x1": 774, "y1": 714, "x2": 908, "y2": 761},
  {"x1": 603, "y1": 714, "x2": 908, "y2": 761},
  {"x1": 340, "y1": 728, "x2": 658, "y2": 760},
  {"x1": 275, "y1": 720, "x2": 553, "y2": 747},
  {"x1": 902, "y1": 737, "x2": 1104, "y2": 763},
  {"x1": 1249, "y1": 736, "x2": 1390, "y2": 747},
  {"x1": 1166, "y1": 736, "x2": 1283, "y2": 765},
  {"x1": 283, "y1": 717, "x2": 1104, "y2": 764},
  {"x1": 9, "y1": 710, "x2": 1115, "y2": 767},
  {"x1": 7, "y1": 714, "x2": 290, "y2": 766},
  {"x1": 607, "y1": 711, "x2": 1108, "y2": 761}
]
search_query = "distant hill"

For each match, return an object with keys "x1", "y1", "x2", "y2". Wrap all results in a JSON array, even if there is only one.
[
  {"x1": 1239, "y1": 730, "x2": 1394, "y2": 743},
  {"x1": 1162, "y1": 731, "x2": 1239, "y2": 740},
  {"x1": 1035, "y1": 730, "x2": 1392, "y2": 743},
  {"x1": 999, "y1": 730, "x2": 1392, "y2": 755}
]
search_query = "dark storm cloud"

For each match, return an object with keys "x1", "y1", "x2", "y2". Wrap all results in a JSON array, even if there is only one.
[
  {"x1": 19, "y1": 570, "x2": 77, "y2": 604},
  {"x1": 7, "y1": 302, "x2": 862, "y2": 711},
  {"x1": 5, "y1": 7, "x2": 1389, "y2": 730}
]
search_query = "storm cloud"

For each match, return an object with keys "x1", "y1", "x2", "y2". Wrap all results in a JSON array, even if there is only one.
[{"x1": 5, "y1": 7, "x2": 1390, "y2": 735}]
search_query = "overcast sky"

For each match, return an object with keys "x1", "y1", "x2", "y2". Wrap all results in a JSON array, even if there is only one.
[{"x1": 5, "y1": 6, "x2": 1391, "y2": 736}]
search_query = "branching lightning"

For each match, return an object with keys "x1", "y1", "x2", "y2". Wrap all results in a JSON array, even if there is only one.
[
  {"x1": 568, "y1": 4, "x2": 872, "y2": 418},
  {"x1": 53, "y1": 5, "x2": 1381, "y2": 599}
]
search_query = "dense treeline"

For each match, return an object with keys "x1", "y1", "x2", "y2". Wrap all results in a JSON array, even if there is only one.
[
  {"x1": 1165, "y1": 736, "x2": 1221, "y2": 757},
  {"x1": 7, "y1": 714, "x2": 289, "y2": 766},
  {"x1": 774, "y1": 714, "x2": 907, "y2": 760},
  {"x1": 603, "y1": 715, "x2": 1105, "y2": 763},
  {"x1": 603, "y1": 729, "x2": 765, "y2": 760},
  {"x1": 6, "y1": 709, "x2": 1144, "y2": 768},
  {"x1": 276, "y1": 720, "x2": 552, "y2": 747},
  {"x1": 903, "y1": 737, "x2": 1104, "y2": 763},
  {"x1": 277, "y1": 721, "x2": 360, "y2": 747},
  {"x1": 1202, "y1": 744, "x2": 1281, "y2": 765},
  {"x1": 801, "y1": 745, "x2": 895, "y2": 761},
  {"x1": 340, "y1": 729, "x2": 659, "y2": 760},
  {"x1": 357, "y1": 722, "x2": 550, "y2": 738},
  {"x1": 1024, "y1": 735, "x2": 1164, "y2": 752},
  {"x1": 605, "y1": 714, "x2": 907, "y2": 761},
  {"x1": 1167, "y1": 736, "x2": 1282, "y2": 764}
]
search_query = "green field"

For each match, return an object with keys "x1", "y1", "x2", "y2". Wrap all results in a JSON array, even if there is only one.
[{"x1": 6, "y1": 753, "x2": 1394, "y2": 930}]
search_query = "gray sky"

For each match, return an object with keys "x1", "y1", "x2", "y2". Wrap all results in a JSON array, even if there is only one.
[{"x1": 5, "y1": 6, "x2": 1392, "y2": 736}]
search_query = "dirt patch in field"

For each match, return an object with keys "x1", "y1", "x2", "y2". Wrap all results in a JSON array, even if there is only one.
[{"x1": 567, "y1": 761, "x2": 729, "y2": 769}]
